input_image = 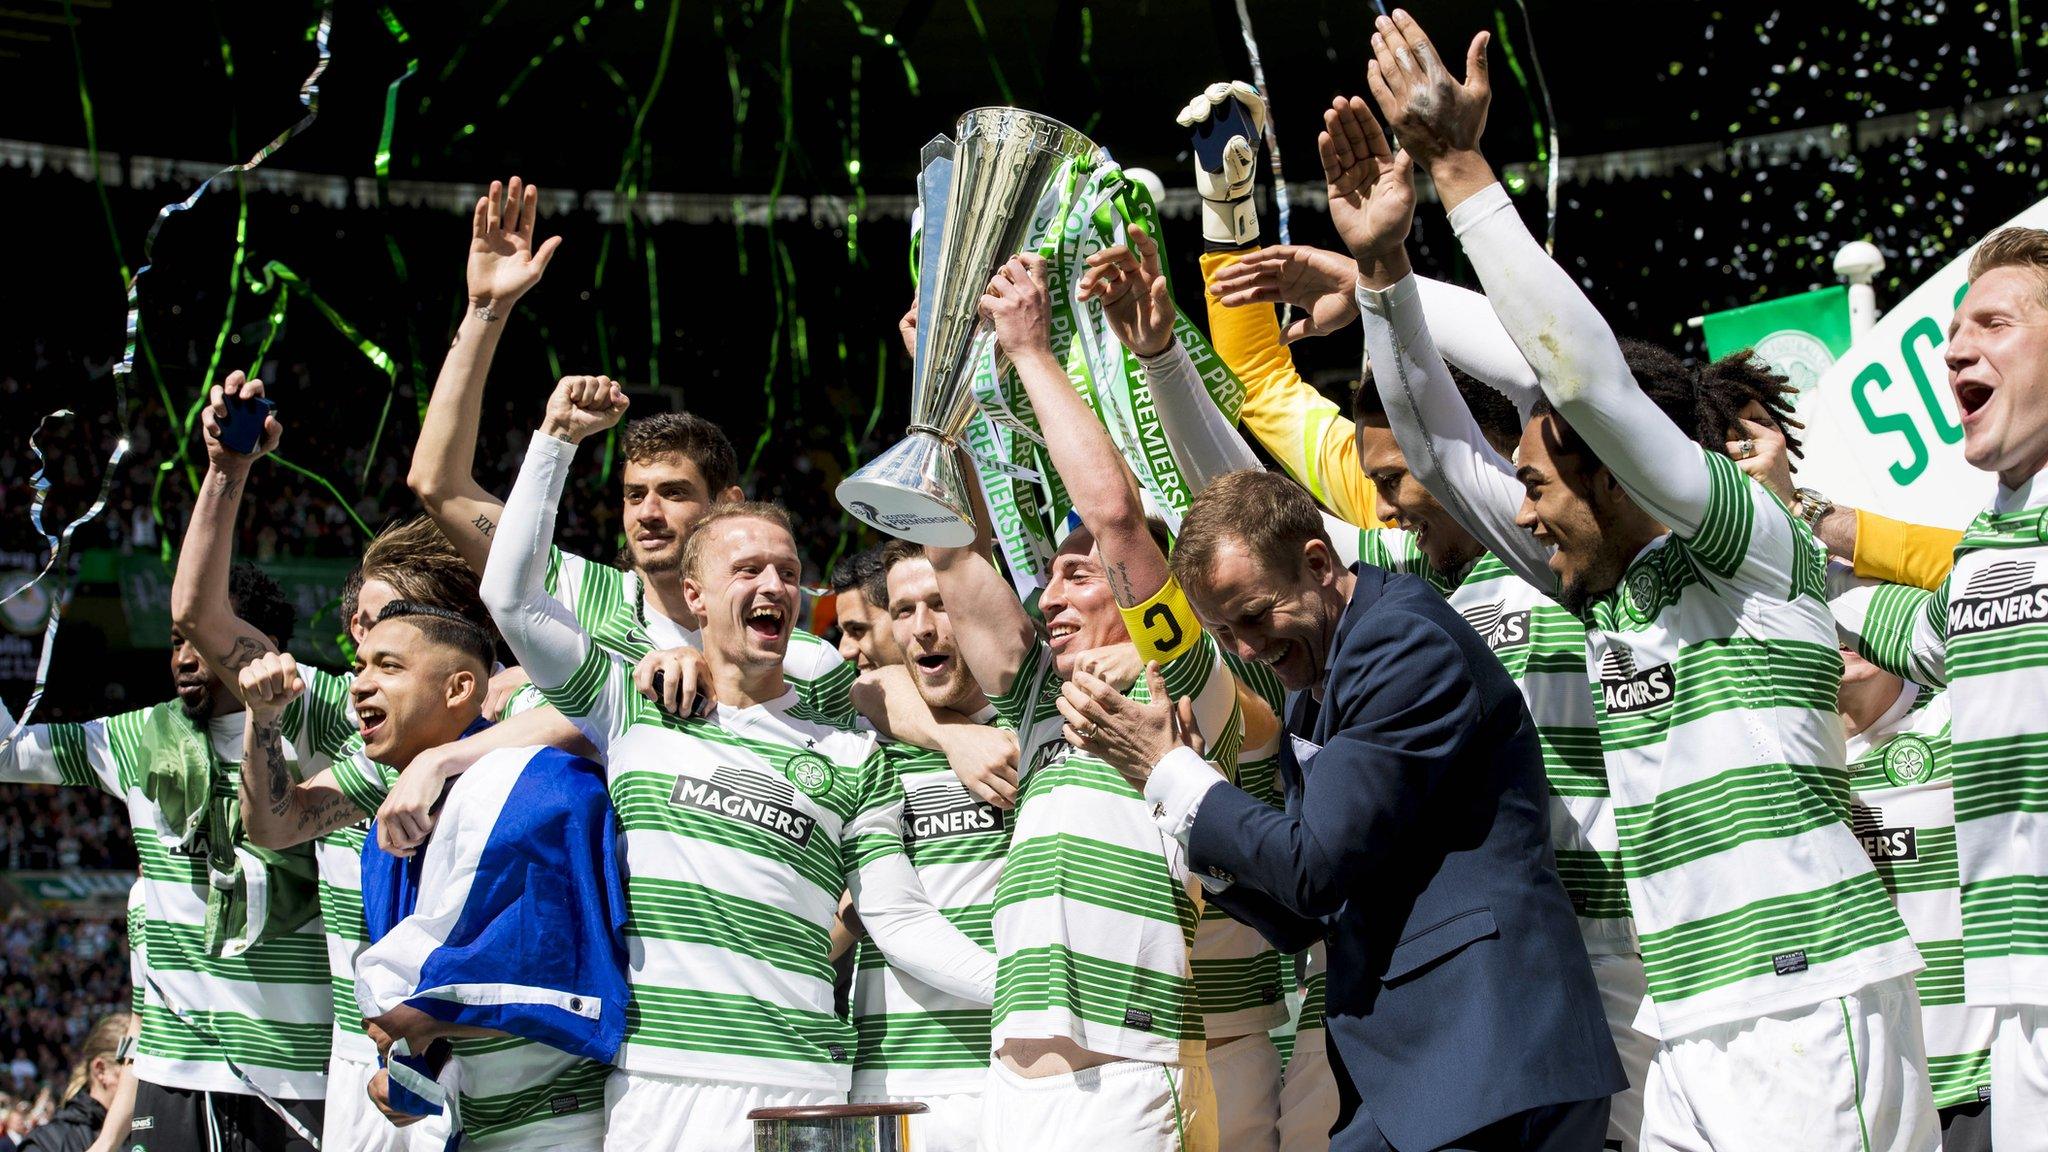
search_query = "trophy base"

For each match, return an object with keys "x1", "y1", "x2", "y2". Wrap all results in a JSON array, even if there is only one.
[{"x1": 836, "y1": 432, "x2": 977, "y2": 548}]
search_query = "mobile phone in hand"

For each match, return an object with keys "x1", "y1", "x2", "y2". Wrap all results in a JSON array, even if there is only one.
[{"x1": 219, "y1": 395, "x2": 276, "y2": 455}]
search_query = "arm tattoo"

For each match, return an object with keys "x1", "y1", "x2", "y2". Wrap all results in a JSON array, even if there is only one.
[
  {"x1": 219, "y1": 635, "x2": 269, "y2": 673},
  {"x1": 256, "y1": 720, "x2": 291, "y2": 818},
  {"x1": 293, "y1": 790, "x2": 355, "y2": 834},
  {"x1": 472, "y1": 514, "x2": 495, "y2": 537},
  {"x1": 208, "y1": 469, "x2": 243, "y2": 497},
  {"x1": 1106, "y1": 559, "x2": 1140, "y2": 608}
]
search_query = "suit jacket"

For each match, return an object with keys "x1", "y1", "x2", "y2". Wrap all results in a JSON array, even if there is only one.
[{"x1": 1190, "y1": 565, "x2": 1624, "y2": 1151}]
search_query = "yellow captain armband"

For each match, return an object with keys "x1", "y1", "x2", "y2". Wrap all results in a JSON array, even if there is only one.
[{"x1": 1120, "y1": 575, "x2": 1201, "y2": 667}]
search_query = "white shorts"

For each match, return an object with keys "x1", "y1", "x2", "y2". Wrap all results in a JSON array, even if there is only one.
[
  {"x1": 1209, "y1": 1035, "x2": 1280, "y2": 1152},
  {"x1": 849, "y1": 1090, "x2": 981, "y2": 1152},
  {"x1": 981, "y1": 1056, "x2": 1218, "y2": 1152},
  {"x1": 1275, "y1": 1030, "x2": 1337, "y2": 1152},
  {"x1": 1591, "y1": 952, "x2": 1658, "y2": 1152},
  {"x1": 1991, "y1": 1004, "x2": 2048, "y2": 1150},
  {"x1": 1639, "y1": 974, "x2": 1939, "y2": 1152},
  {"x1": 325, "y1": 1056, "x2": 410, "y2": 1152},
  {"x1": 602, "y1": 1069, "x2": 839, "y2": 1152}
]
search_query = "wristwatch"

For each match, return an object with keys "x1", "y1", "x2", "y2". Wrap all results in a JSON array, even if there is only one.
[{"x1": 1794, "y1": 487, "x2": 1834, "y2": 535}]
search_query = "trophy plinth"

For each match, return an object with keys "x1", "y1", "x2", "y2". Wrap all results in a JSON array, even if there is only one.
[{"x1": 834, "y1": 430, "x2": 976, "y2": 548}]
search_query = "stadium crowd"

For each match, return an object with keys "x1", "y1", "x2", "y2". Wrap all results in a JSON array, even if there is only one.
[{"x1": 3, "y1": 8, "x2": 2048, "y2": 1152}]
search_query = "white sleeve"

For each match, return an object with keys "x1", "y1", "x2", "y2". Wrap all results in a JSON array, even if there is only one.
[
  {"x1": 1359, "y1": 275, "x2": 1557, "y2": 593},
  {"x1": 481, "y1": 433, "x2": 598, "y2": 695},
  {"x1": 1451, "y1": 182, "x2": 1711, "y2": 534},
  {"x1": 1414, "y1": 274, "x2": 1543, "y2": 419},
  {"x1": 1137, "y1": 341, "x2": 1262, "y2": 490},
  {"x1": 851, "y1": 850, "x2": 997, "y2": 1005},
  {"x1": 0, "y1": 705, "x2": 120, "y2": 796}
]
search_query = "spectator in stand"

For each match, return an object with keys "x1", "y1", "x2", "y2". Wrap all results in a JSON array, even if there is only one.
[{"x1": 17, "y1": 1014, "x2": 129, "y2": 1152}]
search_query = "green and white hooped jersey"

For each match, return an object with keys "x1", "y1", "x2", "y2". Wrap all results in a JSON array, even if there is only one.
[
  {"x1": 1848, "y1": 473, "x2": 2048, "y2": 1008},
  {"x1": 442, "y1": 1033, "x2": 611, "y2": 1151},
  {"x1": 1845, "y1": 687, "x2": 1995, "y2": 1109},
  {"x1": 853, "y1": 719, "x2": 1010, "y2": 1097},
  {"x1": 540, "y1": 648, "x2": 902, "y2": 1090},
  {"x1": 991, "y1": 632, "x2": 1246, "y2": 1065},
  {"x1": 1358, "y1": 529, "x2": 1633, "y2": 952},
  {"x1": 1587, "y1": 449, "x2": 1916, "y2": 1038},
  {"x1": 1198, "y1": 653, "x2": 1290, "y2": 1039},
  {"x1": 540, "y1": 546, "x2": 857, "y2": 728},
  {"x1": 4, "y1": 704, "x2": 333, "y2": 1098}
]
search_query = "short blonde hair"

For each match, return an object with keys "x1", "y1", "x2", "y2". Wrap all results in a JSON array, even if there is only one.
[
  {"x1": 1968, "y1": 227, "x2": 2048, "y2": 304},
  {"x1": 681, "y1": 502, "x2": 797, "y2": 580}
]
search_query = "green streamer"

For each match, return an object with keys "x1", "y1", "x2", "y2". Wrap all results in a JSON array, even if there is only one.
[
  {"x1": 424, "y1": 0, "x2": 513, "y2": 112},
  {"x1": 269, "y1": 453, "x2": 373, "y2": 538},
  {"x1": 241, "y1": 260, "x2": 401, "y2": 485},
  {"x1": 839, "y1": 0, "x2": 919, "y2": 94},
  {"x1": 374, "y1": 6, "x2": 427, "y2": 424},
  {"x1": 745, "y1": 0, "x2": 801, "y2": 479},
  {"x1": 957, "y1": 0, "x2": 1015, "y2": 104}
]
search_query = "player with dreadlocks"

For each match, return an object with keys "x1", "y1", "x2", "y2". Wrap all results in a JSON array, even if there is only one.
[{"x1": 1344, "y1": 11, "x2": 1934, "y2": 1148}]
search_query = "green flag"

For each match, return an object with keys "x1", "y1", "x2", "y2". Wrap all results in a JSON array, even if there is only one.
[{"x1": 1701, "y1": 285, "x2": 1853, "y2": 399}]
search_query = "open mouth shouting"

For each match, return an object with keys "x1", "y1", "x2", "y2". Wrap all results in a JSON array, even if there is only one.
[
  {"x1": 745, "y1": 602, "x2": 788, "y2": 644},
  {"x1": 1955, "y1": 377, "x2": 1994, "y2": 425},
  {"x1": 356, "y1": 703, "x2": 389, "y2": 746}
]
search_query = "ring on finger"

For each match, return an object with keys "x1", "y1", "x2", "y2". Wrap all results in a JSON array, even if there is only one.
[{"x1": 1736, "y1": 438, "x2": 1755, "y2": 460}]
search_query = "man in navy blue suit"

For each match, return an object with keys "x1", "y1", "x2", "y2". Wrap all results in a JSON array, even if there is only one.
[{"x1": 1060, "y1": 469, "x2": 1623, "y2": 1151}]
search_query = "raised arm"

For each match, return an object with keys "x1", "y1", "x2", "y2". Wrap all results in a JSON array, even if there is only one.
[
  {"x1": 1079, "y1": 230, "x2": 1259, "y2": 490},
  {"x1": 1367, "y1": 11, "x2": 1710, "y2": 533},
  {"x1": 996, "y1": 251, "x2": 1165, "y2": 606},
  {"x1": 233, "y1": 651, "x2": 359, "y2": 849},
  {"x1": 1209, "y1": 245, "x2": 1542, "y2": 417},
  {"x1": 169, "y1": 371, "x2": 286, "y2": 687},
  {"x1": 927, "y1": 442, "x2": 1039, "y2": 701},
  {"x1": 408, "y1": 176, "x2": 563, "y2": 573},
  {"x1": 478, "y1": 376, "x2": 628, "y2": 693}
]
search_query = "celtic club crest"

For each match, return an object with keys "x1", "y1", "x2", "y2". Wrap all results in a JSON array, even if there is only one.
[
  {"x1": 787, "y1": 751, "x2": 834, "y2": 798},
  {"x1": 1623, "y1": 565, "x2": 1662, "y2": 624},
  {"x1": 1882, "y1": 734, "x2": 1934, "y2": 788}
]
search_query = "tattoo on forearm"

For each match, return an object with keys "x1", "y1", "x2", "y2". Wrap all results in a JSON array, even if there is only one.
[
  {"x1": 472, "y1": 514, "x2": 495, "y2": 537},
  {"x1": 294, "y1": 790, "x2": 354, "y2": 834},
  {"x1": 208, "y1": 469, "x2": 242, "y2": 497},
  {"x1": 474, "y1": 305, "x2": 498, "y2": 323},
  {"x1": 1107, "y1": 560, "x2": 1139, "y2": 607},
  {"x1": 220, "y1": 635, "x2": 268, "y2": 673},
  {"x1": 257, "y1": 720, "x2": 291, "y2": 817}
]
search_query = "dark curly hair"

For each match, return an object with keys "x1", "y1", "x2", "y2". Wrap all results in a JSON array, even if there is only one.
[
  {"x1": 1531, "y1": 338, "x2": 1804, "y2": 468},
  {"x1": 229, "y1": 561, "x2": 295, "y2": 649},
  {"x1": 1355, "y1": 364, "x2": 1524, "y2": 454}
]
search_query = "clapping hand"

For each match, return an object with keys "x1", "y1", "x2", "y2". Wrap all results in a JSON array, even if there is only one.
[
  {"x1": 1058, "y1": 663, "x2": 1205, "y2": 791},
  {"x1": 1319, "y1": 96, "x2": 1416, "y2": 286},
  {"x1": 1207, "y1": 245, "x2": 1363, "y2": 344},
  {"x1": 1075, "y1": 225, "x2": 1177, "y2": 358},
  {"x1": 468, "y1": 176, "x2": 562, "y2": 312},
  {"x1": 1365, "y1": 11, "x2": 1491, "y2": 168}
]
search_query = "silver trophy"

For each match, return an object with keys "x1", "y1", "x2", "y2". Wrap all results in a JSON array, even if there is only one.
[{"x1": 837, "y1": 107, "x2": 1098, "y2": 546}]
